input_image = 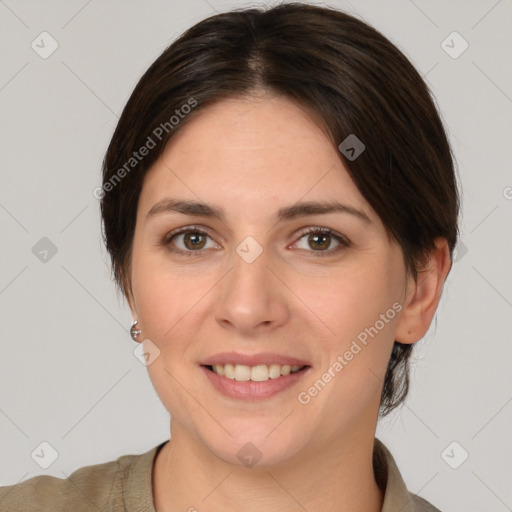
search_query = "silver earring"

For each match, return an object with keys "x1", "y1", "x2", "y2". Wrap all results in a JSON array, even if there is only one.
[{"x1": 130, "y1": 321, "x2": 142, "y2": 342}]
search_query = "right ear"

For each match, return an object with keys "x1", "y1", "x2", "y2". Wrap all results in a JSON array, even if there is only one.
[{"x1": 394, "y1": 238, "x2": 451, "y2": 344}]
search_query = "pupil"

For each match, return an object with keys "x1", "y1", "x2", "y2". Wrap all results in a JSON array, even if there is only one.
[
  {"x1": 310, "y1": 233, "x2": 329, "y2": 250},
  {"x1": 185, "y1": 233, "x2": 205, "y2": 250}
]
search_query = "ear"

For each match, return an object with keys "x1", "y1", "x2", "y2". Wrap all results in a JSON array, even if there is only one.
[{"x1": 395, "y1": 238, "x2": 452, "y2": 344}]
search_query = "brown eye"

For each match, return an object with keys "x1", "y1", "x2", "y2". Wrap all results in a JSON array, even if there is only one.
[
  {"x1": 307, "y1": 232, "x2": 331, "y2": 251},
  {"x1": 292, "y1": 228, "x2": 350, "y2": 257},
  {"x1": 163, "y1": 227, "x2": 218, "y2": 256},
  {"x1": 182, "y1": 231, "x2": 207, "y2": 250}
]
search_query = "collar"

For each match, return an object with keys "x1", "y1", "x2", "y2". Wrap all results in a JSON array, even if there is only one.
[{"x1": 375, "y1": 438, "x2": 440, "y2": 512}]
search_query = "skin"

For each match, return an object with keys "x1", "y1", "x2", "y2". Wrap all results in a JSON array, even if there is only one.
[{"x1": 127, "y1": 93, "x2": 451, "y2": 512}]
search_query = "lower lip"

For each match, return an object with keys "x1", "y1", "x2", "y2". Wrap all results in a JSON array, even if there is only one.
[{"x1": 201, "y1": 365, "x2": 310, "y2": 400}]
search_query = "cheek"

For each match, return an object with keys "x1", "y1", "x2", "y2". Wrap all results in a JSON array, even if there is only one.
[
  {"x1": 131, "y1": 257, "x2": 213, "y2": 426},
  {"x1": 132, "y1": 267, "x2": 204, "y2": 346},
  {"x1": 130, "y1": 234, "x2": 210, "y2": 342},
  {"x1": 292, "y1": 259, "x2": 402, "y2": 413},
  {"x1": 296, "y1": 259, "x2": 402, "y2": 347}
]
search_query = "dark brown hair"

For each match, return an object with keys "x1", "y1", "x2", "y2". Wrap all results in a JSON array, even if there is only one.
[{"x1": 100, "y1": 2, "x2": 459, "y2": 416}]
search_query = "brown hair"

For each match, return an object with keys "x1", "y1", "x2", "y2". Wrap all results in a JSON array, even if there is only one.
[{"x1": 100, "y1": 2, "x2": 459, "y2": 416}]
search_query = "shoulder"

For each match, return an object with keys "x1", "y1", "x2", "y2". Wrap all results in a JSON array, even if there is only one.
[{"x1": 0, "y1": 451, "x2": 142, "y2": 512}]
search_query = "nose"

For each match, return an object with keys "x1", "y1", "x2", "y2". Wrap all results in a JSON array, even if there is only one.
[{"x1": 213, "y1": 242, "x2": 290, "y2": 337}]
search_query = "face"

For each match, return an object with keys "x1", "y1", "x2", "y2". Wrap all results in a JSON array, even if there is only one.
[{"x1": 129, "y1": 94, "x2": 410, "y2": 467}]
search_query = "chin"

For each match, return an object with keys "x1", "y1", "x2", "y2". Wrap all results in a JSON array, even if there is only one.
[{"x1": 198, "y1": 425, "x2": 311, "y2": 469}]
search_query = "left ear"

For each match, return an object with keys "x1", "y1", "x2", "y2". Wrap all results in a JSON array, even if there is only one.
[{"x1": 395, "y1": 237, "x2": 452, "y2": 344}]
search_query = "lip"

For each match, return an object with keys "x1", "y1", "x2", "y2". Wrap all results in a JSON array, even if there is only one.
[
  {"x1": 200, "y1": 364, "x2": 311, "y2": 400},
  {"x1": 200, "y1": 352, "x2": 311, "y2": 367}
]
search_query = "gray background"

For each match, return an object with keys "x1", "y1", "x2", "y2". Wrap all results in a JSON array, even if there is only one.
[{"x1": 0, "y1": 0, "x2": 511, "y2": 510}]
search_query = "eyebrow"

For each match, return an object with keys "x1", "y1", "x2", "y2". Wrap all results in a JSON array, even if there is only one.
[{"x1": 146, "y1": 199, "x2": 371, "y2": 223}]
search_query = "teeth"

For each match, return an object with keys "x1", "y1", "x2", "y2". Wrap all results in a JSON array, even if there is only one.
[
  {"x1": 251, "y1": 364, "x2": 269, "y2": 382},
  {"x1": 224, "y1": 363, "x2": 235, "y2": 379},
  {"x1": 234, "y1": 365, "x2": 251, "y2": 381},
  {"x1": 209, "y1": 363, "x2": 305, "y2": 381},
  {"x1": 268, "y1": 364, "x2": 281, "y2": 379}
]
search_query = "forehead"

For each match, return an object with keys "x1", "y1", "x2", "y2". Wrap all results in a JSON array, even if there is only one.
[
  {"x1": 138, "y1": 95, "x2": 372, "y2": 221},
  {"x1": 163, "y1": 94, "x2": 334, "y2": 167}
]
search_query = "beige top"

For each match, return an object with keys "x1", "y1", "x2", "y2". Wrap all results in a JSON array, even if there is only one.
[{"x1": 0, "y1": 438, "x2": 441, "y2": 511}]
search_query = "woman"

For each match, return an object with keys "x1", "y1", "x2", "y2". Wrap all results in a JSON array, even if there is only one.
[{"x1": 0, "y1": 3, "x2": 459, "y2": 511}]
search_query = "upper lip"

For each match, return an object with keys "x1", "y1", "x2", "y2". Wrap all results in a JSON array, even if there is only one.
[{"x1": 200, "y1": 352, "x2": 311, "y2": 367}]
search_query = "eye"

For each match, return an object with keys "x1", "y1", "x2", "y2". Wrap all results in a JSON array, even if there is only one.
[
  {"x1": 161, "y1": 226, "x2": 350, "y2": 258},
  {"x1": 291, "y1": 227, "x2": 350, "y2": 257},
  {"x1": 162, "y1": 226, "x2": 219, "y2": 256}
]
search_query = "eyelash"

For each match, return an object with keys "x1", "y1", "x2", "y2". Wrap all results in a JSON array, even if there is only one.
[{"x1": 161, "y1": 225, "x2": 351, "y2": 258}]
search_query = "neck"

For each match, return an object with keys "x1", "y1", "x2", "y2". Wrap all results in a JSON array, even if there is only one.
[{"x1": 153, "y1": 423, "x2": 383, "y2": 512}]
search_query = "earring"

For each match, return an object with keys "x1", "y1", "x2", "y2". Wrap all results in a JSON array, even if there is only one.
[{"x1": 130, "y1": 320, "x2": 142, "y2": 342}]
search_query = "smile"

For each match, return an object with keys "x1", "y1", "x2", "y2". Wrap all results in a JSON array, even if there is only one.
[
  {"x1": 200, "y1": 363, "x2": 310, "y2": 400},
  {"x1": 206, "y1": 363, "x2": 305, "y2": 381}
]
